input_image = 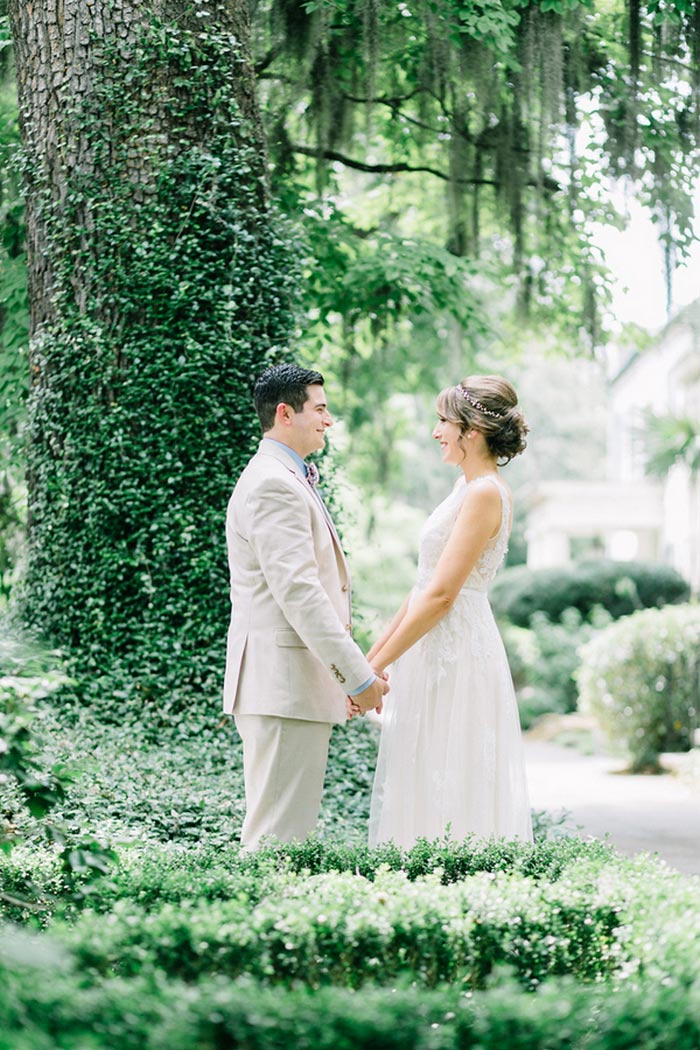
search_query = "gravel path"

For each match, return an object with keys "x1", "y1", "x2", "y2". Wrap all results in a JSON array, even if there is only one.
[{"x1": 524, "y1": 738, "x2": 700, "y2": 876}]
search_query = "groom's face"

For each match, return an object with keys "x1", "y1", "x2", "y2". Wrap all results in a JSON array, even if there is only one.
[{"x1": 289, "y1": 384, "x2": 333, "y2": 457}]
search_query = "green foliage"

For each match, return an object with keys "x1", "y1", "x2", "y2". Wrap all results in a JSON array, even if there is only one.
[
  {"x1": 644, "y1": 412, "x2": 700, "y2": 476},
  {"x1": 577, "y1": 603, "x2": 700, "y2": 772},
  {"x1": 0, "y1": 632, "x2": 116, "y2": 906},
  {"x1": 1, "y1": 966, "x2": 700, "y2": 1050},
  {"x1": 296, "y1": 204, "x2": 492, "y2": 490},
  {"x1": 0, "y1": 29, "x2": 27, "y2": 431},
  {"x1": 4, "y1": 837, "x2": 700, "y2": 1048},
  {"x1": 258, "y1": 0, "x2": 700, "y2": 341},
  {"x1": 5, "y1": 956, "x2": 700, "y2": 1050},
  {"x1": 0, "y1": 834, "x2": 615, "y2": 925},
  {"x1": 491, "y1": 559, "x2": 690, "y2": 627},
  {"x1": 4, "y1": 808, "x2": 700, "y2": 1046},
  {"x1": 0, "y1": 691, "x2": 382, "y2": 861},
  {"x1": 0, "y1": 33, "x2": 27, "y2": 603},
  {"x1": 20, "y1": 20, "x2": 299, "y2": 694},
  {"x1": 502, "y1": 606, "x2": 612, "y2": 727},
  {"x1": 319, "y1": 716, "x2": 380, "y2": 838},
  {"x1": 0, "y1": 673, "x2": 69, "y2": 850},
  {"x1": 60, "y1": 865, "x2": 621, "y2": 987}
]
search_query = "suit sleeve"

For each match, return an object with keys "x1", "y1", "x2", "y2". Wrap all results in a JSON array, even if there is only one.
[{"x1": 244, "y1": 477, "x2": 374, "y2": 693}]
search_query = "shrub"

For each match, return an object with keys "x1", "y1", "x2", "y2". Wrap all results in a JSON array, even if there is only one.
[
  {"x1": 502, "y1": 607, "x2": 613, "y2": 727},
  {"x1": 577, "y1": 603, "x2": 700, "y2": 772},
  {"x1": 0, "y1": 836, "x2": 616, "y2": 925},
  {"x1": 60, "y1": 866, "x2": 623, "y2": 987},
  {"x1": 4, "y1": 843, "x2": 700, "y2": 1047},
  {"x1": 0, "y1": 673, "x2": 68, "y2": 850},
  {"x1": 491, "y1": 560, "x2": 690, "y2": 628},
  {"x1": 3, "y1": 964, "x2": 700, "y2": 1050}
]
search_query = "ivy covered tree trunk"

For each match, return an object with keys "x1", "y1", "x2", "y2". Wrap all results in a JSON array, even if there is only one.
[{"x1": 8, "y1": 0, "x2": 298, "y2": 701}]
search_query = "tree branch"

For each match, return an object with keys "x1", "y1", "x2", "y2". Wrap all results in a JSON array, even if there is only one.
[
  {"x1": 255, "y1": 44, "x2": 285, "y2": 74},
  {"x1": 291, "y1": 144, "x2": 561, "y2": 192},
  {"x1": 342, "y1": 91, "x2": 453, "y2": 138},
  {"x1": 292, "y1": 143, "x2": 455, "y2": 180}
]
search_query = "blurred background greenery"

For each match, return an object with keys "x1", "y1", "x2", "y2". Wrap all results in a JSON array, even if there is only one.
[{"x1": 1, "y1": 0, "x2": 698, "y2": 773}]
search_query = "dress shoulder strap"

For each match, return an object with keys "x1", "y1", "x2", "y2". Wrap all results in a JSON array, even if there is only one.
[{"x1": 469, "y1": 474, "x2": 512, "y2": 535}]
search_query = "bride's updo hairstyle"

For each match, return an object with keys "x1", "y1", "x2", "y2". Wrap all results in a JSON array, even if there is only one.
[{"x1": 437, "y1": 374, "x2": 529, "y2": 464}]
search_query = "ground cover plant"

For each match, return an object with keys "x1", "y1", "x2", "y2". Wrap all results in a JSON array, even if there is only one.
[{"x1": 3, "y1": 643, "x2": 700, "y2": 1049}]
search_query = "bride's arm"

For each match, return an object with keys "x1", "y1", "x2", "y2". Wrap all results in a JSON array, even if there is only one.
[
  {"x1": 370, "y1": 483, "x2": 502, "y2": 674},
  {"x1": 366, "y1": 593, "x2": 411, "y2": 664}
]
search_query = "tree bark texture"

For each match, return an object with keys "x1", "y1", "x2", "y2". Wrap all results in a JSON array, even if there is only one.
[
  {"x1": 6, "y1": 0, "x2": 295, "y2": 678},
  {"x1": 8, "y1": 0, "x2": 263, "y2": 334}
]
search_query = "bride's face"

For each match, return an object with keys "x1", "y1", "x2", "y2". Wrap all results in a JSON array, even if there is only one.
[{"x1": 433, "y1": 414, "x2": 466, "y2": 465}]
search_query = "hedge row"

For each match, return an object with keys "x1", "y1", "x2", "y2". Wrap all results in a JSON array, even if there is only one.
[
  {"x1": 59, "y1": 866, "x2": 622, "y2": 988},
  {"x1": 46, "y1": 852, "x2": 700, "y2": 991},
  {"x1": 3, "y1": 944, "x2": 700, "y2": 1050},
  {"x1": 0, "y1": 836, "x2": 615, "y2": 925},
  {"x1": 3, "y1": 838, "x2": 700, "y2": 1047},
  {"x1": 491, "y1": 560, "x2": 690, "y2": 627}
]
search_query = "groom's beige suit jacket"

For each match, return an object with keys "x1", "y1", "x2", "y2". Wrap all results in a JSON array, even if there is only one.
[{"x1": 223, "y1": 438, "x2": 373, "y2": 724}]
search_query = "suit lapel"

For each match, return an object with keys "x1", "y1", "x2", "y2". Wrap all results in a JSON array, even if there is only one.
[{"x1": 256, "y1": 440, "x2": 349, "y2": 570}]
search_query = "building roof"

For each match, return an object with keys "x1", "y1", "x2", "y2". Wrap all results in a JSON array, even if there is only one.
[{"x1": 609, "y1": 298, "x2": 700, "y2": 386}]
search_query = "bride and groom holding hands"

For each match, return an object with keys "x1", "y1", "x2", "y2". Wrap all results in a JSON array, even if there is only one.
[{"x1": 223, "y1": 363, "x2": 532, "y2": 850}]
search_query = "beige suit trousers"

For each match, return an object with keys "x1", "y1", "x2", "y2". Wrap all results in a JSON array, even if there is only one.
[{"x1": 234, "y1": 713, "x2": 333, "y2": 849}]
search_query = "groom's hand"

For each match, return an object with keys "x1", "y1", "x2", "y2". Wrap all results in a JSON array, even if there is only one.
[{"x1": 352, "y1": 674, "x2": 389, "y2": 715}]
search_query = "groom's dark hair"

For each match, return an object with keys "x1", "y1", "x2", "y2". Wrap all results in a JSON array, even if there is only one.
[{"x1": 253, "y1": 363, "x2": 325, "y2": 431}]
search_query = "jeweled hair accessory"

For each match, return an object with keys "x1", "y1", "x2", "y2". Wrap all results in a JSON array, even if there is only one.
[{"x1": 458, "y1": 385, "x2": 504, "y2": 419}]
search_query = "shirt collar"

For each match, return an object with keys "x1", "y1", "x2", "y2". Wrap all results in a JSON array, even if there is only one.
[{"x1": 264, "y1": 438, "x2": 308, "y2": 475}]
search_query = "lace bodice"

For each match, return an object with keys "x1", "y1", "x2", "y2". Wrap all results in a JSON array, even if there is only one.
[{"x1": 415, "y1": 474, "x2": 511, "y2": 595}]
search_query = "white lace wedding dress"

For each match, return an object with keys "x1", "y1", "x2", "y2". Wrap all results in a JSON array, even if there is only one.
[{"x1": 369, "y1": 474, "x2": 533, "y2": 847}]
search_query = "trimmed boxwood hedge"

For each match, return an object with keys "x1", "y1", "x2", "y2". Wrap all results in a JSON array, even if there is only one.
[
  {"x1": 60, "y1": 867, "x2": 622, "y2": 987},
  {"x1": 0, "y1": 836, "x2": 616, "y2": 926},
  {"x1": 3, "y1": 962, "x2": 700, "y2": 1050},
  {"x1": 3, "y1": 837, "x2": 700, "y2": 1047},
  {"x1": 490, "y1": 560, "x2": 690, "y2": 627}
]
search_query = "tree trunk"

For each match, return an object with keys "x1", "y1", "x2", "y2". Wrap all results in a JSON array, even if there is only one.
[
  {"x1": 7, "y1": 0, "x2": 297, "y2": 697},
  {"x1": 8, "y1": 0, "x2": 263, "y2": 333}
]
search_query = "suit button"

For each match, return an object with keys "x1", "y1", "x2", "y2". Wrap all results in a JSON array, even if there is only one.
[
  {"x1": 341, "y1": 584, "x2": 349, "y2": 592},
  {"x1": 330, "y1": 663, "x2": 346, "y2": 684},
  {"x1": 345, "y1": 624, "x2": 351, "y2": 632}
]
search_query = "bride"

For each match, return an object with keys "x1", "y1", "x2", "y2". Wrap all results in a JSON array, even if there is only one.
[{"x1": 358, "y1": 374, "x2": 532, "y2": 848}]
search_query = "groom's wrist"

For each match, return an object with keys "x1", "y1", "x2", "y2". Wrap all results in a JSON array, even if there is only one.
[{"x1": 347, "y1": 674, "x2": 376, "y2": 697}]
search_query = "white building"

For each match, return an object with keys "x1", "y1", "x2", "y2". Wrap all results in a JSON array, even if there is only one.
[{"x1": 526, "y1": 300, "x2": 700, "y2": 591}]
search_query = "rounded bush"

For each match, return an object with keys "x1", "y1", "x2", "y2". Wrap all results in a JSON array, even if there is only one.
[
  {"x1": 491, "y1": 560, "x2": 690, "y2": 627},
  {"x1": 577, "y1": 603, "x2": 700, "y2": 772}
]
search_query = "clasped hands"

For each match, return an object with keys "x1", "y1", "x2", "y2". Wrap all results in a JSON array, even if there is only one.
[{"x1": 346, "y1": 667, "x2": 389, "y2": 720}]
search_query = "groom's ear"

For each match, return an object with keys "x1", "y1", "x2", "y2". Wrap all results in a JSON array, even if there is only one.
[{"x1": 275, "y1": 401, "x2": 294, "y2": 426}]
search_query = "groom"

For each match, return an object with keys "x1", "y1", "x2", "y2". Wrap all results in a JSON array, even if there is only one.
[{"x1": 223, "y1": 363, "x2": 388, "y2": 848}]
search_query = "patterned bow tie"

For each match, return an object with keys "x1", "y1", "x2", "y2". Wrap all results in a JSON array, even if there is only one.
[{"x1": 306, "y1": 462, "x2": 320, "y2": 488}]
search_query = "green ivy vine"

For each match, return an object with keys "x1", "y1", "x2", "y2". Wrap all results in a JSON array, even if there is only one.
[{"x1": 21, "y1": 17, "x2": 300, "y2": 709}]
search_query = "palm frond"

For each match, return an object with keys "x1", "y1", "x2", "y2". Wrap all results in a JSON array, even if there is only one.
[{"x1": 644, "y1": 412, "x2": 700, "y2": 477}]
